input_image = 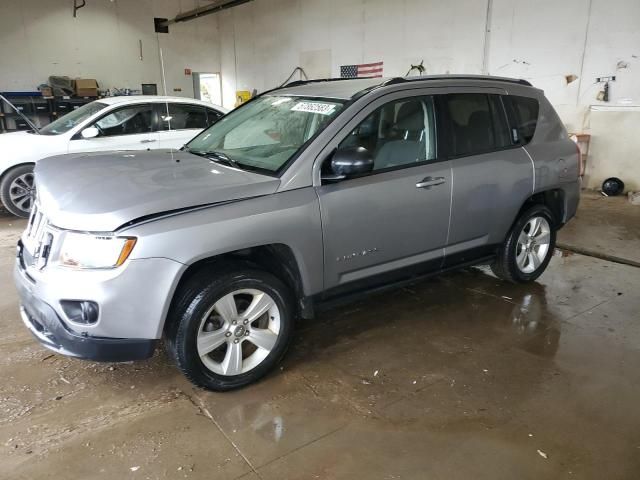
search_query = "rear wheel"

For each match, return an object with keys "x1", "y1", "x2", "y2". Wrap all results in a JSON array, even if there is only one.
[
  {"x1": 165, "y1": 266, "x2": 295, "y2": 391},
  {"x1": 491, "y1": 205, "x2": 556, "y2": 283},
  {"x1": 0, "y1": 165, "x2": 36, "y2": 218}
]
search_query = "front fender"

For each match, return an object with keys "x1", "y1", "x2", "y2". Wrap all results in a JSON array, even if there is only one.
[{"x1": 121, "y1": 188, "x2": 324, "y2": 297}]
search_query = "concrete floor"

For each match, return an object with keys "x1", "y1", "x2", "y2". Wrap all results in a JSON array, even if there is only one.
[
  {"x1": 1, "y1": 198, "x2": 640, "y2": 480},
  {"x1": 558, "y1": 190, "x2": 640, "y2": 266}
]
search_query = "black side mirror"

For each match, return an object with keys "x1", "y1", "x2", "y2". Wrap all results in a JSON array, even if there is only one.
[{"x1": 323, "y1": 146, "x2": 374, "y2": 181}]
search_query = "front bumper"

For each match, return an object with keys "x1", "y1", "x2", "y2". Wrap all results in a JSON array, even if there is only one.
[
  {"x1": 14, "y1": 241, "x2": 185, "y2": 361},
  {"x1": 18, "y1": 303, "x2": 157, "y2": 362}
]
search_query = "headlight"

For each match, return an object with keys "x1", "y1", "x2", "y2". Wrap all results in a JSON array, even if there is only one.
[{"x1": 56, "y1": 233, "x2": 137, "y2": 269}]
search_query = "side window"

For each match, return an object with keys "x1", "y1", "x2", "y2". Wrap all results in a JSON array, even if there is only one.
[
  {"x1": 444, "y1": 94, "x2": 494, "y2": 157},
  {"x1": 206, "y1": 108, "x2": 223, "y2": 127},
  {"x1": 337, "y1": 96, "x2": 437, "y2": 172},
  {"x1": 159, "y1": 103, "x2": 209, "y2": 131},
  {"x1": 444, "y1": 93, "x2": 515, "y2": 157},
  {"x1": 488, "y1": 95, "x2": 512, "y2": 148},
  {"x1": 506, "y1": 96, "x2": 539, "y2": 144},
  {"x1": 95, "y1": 104, "x2": 154, "y2": 136}
]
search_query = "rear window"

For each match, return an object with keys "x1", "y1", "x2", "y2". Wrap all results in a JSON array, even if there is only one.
[{"x1": 507, "y1": 96, "x2": 539, "y2": 144}]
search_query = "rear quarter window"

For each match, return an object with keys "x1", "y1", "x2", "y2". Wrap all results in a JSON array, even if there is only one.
[{"x1": 507, "y1": 96, "x2": 539, "y2": 144}]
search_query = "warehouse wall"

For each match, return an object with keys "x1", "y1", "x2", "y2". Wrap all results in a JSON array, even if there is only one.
[
  {"x1": 1, "y1": 0, "x2": 638, "y2": 188},
  {"x1": 0, "y1": 0, "x2": 221, "y2": 98},
  {"x1": 213, "y1": 0, "x2": 640, "y2": 189}
]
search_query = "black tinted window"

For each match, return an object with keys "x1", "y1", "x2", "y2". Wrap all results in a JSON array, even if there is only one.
[
  {"x1": 159, "y1": 103, "x2": 209, "y2": 130},
  {"x1": 206, "y1": 108, "x2": 222, "y2": 126},
  {"x1": 507, "y1": 96, "x2": 539, "y2": 144},
  {"x1": 488, "y1": 95, "x2": 511, "y2": 148},
  {"x1": 444, "y1": 93, "x2": 516, "y2": 157},
  {"x1": 445, "y1": 94, "x2": 493, "y2": 157}
]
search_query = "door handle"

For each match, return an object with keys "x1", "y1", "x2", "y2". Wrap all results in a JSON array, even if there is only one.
[
  {"x1": 416, "y1": 176, "x2": 445, "y2": 189},
  {"x1": 140, "y1": 139, "x2": 157, "y2": 144}
]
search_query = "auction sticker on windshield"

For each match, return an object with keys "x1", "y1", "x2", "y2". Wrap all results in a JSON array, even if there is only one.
[{"x1": 291, "y1": 102, "x2": 337, "y2": 115}]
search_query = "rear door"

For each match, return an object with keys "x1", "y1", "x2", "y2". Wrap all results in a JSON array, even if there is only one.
[
  {"x1": 156, "y1": 102, "x2": 222, "y2": 149},
  {"x1": 441, "y1": 90, "x2": 534, "y2": 266},
  {"x1": 68, "y1": 103, "x2": 159, "y2": 152},
  {"x1": 316, "y1": 91, "x2": 452, "y2": 294}
]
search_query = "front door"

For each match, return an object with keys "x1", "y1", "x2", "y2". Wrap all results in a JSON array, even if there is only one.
[
  {"x1": 68, "y1": 103, "x2": 158, "y2": 153},
  {"x1": 317, "y1": 95, "x2": 452, "y2": 293}
]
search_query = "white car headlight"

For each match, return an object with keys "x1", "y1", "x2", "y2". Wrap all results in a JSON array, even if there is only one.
[{"x1": 56, "y1": 232, "x2": 137, "y2": 269}]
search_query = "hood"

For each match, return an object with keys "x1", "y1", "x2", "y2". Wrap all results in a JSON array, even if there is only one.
[{"x1": 35, "y1": 149, "x2": 280, "y2": 231}]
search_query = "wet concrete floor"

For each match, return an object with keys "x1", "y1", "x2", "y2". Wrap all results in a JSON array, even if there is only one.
[
  {"x1": 558, "y1": 190, "x2": 640, "y2": 266},
  {"x1": 1, "y1": 210, "x2": 639, "y2": 479}
]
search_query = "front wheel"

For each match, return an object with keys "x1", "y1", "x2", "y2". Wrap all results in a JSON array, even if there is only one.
[
  {"x1": 0, "y1": 165, "x2": 36, "y2": 218},
  {"x1": 491, "y1": 205, "x2": 556, "y2": 283},
  {"x1": 165, "y1": 266, "x2": 295, "y2": 391}
]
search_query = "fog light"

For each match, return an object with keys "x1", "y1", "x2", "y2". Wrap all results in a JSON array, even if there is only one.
[{"x1": 60, "y1": 300, "x2": 99, "y2": 325}]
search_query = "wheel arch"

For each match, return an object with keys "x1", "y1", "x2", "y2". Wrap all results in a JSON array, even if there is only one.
[
  {"x1": 162, "y1": 243, "x2": 314, "y2": 336},
  {"x1": 0, "y1": 161, "x2": 36, "y2": 183},
  {"x1": 517, "y1": 189, "x2": 566, "y2": 228}
]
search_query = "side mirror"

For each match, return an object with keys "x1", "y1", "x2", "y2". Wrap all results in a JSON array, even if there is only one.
[
  {"x1": 81, "y1": 126, "x2": 99, "y2": 139},
  {"x1": 324, "y1": 146, "x2": 374, "y2": 181}
]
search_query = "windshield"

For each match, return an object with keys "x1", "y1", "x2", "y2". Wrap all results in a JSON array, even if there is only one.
[
  {"x1": 186, "y1": 95, "x2": 346, "y2": 174},
  {"x1": 39, "y1": 101, "x2": 108, "y2": 135}
]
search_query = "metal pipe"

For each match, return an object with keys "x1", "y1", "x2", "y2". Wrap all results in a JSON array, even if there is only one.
[
  {"x1": 160, "y1": 0, "x2": 254, "y2": 27},
  {"x1": 481, "y1": 0, "x2": 493, "y2": 75}
]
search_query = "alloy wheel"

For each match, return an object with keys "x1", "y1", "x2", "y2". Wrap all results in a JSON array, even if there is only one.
[
  {"x1": 196, "y1": 288, "x2": 281, "y2": 376},
  {"x1": 515, "y1": 216, "x2": 551, "y2": 273},
  {"x1": 9, "y1": 172, "x2": 36, "y2": 214}
]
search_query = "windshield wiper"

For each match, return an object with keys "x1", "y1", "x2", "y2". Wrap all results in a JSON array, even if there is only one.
[
  {"x1": 183, "y1": 146, "x2": 242, "y2": 169},
  {"x1": 203, "y1": 151, "x2": 240, "y2": 169}
]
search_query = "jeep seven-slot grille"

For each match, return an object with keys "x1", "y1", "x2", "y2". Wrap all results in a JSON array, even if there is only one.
[{"x1": 24, "y1": 204, "x2": 54, "y2": 269}]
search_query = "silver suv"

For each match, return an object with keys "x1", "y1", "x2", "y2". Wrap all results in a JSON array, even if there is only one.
[{"x1": 14, "y1": 76, "x2": 580, "y2": 391}]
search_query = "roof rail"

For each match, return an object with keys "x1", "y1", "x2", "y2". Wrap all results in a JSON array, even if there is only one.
[
  {"x1": 383, "y1": 75, "x2": 532, "y2": 87},
  {"x1": 283, "y1": 77, "x2": 367, "y2": 88}
]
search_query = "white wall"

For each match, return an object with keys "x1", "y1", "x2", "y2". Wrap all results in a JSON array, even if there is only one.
[
  {"x1": 210, "y1": 0, "x2": 640, "y2": 188},
  {"x1": 1, "y1": 0, "x2": 639, "y2": 188},
  {"x1": 0, "y1": 0, "x2": 221, "y2": 99}
]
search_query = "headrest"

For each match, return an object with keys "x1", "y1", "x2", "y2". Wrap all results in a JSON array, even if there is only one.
[{"x1": 395, "y1": 101, "x2": 424, "y2": 131}]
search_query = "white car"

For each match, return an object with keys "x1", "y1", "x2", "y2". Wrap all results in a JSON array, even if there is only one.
[{"x1": 0, "y1": 96, "x2": 227, "y2": 217}]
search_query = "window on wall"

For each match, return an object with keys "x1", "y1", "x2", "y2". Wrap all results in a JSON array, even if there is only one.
[
  {"x1": 506, "y1": 95, "x2": 540, "y2": 144},
  {"x1": 338, "y1": 96, "x2": 437, "y2": 172},
  {"x1": 443, "y1": 93, "x2": 518, "y2": 157}
]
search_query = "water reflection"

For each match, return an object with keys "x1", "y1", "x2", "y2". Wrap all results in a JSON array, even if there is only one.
[{"x1": 221, "y1": 402, "x2": 285, "y2": 443}]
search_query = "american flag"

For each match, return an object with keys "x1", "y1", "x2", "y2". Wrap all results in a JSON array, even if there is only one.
[{"x1": 340, "y1": 61, "x2": 384, "y2": 78}]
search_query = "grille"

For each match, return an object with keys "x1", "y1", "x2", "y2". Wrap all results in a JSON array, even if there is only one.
[{"x1": 23, "y1": 204, "x2": 54, "y2": 269}]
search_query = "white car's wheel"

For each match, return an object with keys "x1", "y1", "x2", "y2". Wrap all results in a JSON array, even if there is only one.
[{"x1": 0, "y1": 165, "x2": 36, "y2": 218}]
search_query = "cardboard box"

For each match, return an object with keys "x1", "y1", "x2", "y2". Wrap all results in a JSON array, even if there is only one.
[{"x1": 75, "y1": 78, "x2": 99, "y2": 97}]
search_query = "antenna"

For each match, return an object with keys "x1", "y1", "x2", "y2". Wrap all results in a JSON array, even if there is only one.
[{"x1": 158, "y1": 47, "x2": 168, "y2": 96}]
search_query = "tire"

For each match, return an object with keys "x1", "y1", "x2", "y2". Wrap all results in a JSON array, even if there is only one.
[
  {"x1": 0, "y1": 164, "x2": 36, "y2": 218},
  {"x1": 491, "y1": 204, "x2": 556, "y2": 283},
  {"x1": 165, "y1": 265, "x2": 295, "y2": 391}
]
